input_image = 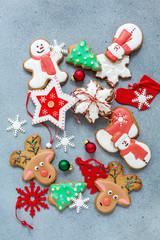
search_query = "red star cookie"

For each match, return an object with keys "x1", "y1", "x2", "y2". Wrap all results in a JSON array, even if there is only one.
[{"x1": 29, "y1": 79, "x2": 78, "y2": 130}]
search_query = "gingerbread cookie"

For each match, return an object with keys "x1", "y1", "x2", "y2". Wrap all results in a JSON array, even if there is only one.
[
  {"x1": 66, "y1": 40, "x2": 101, "y2": 71},
  {"x1": 9, "y1": 134, "x2": 57, "y2": 185},
  {"x1": 95, "y1": 54, "x2": 131, "y2": 86},
  {"x1": 48, "y1": 181, "x2": 87, "y2": 211},
  {"x1": 23, "y1": 39, "x2": 68, "y2": 89},
  {"x1": 73, "y1": 79, "x2": 113, "y2": 123},
  {"x1": 95, "y1": 106, "x2": 139, "y2": 153},
  {"x1": 106, "y1": 23, "x2": 143, "y2": 62},
  {"x1": 95, "y1": 161, "x2": 142, "y2": 214}
]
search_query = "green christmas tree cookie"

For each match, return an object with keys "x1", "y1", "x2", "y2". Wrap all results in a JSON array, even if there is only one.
[
  {"x1": 66, "y1": 40, "x2": 101, "y2": 71},
  {"x1": 48, "y1": 181, "x2": 87, "y2": 211}
]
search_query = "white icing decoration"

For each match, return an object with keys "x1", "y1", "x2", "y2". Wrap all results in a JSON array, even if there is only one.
[
  {"x1": 114, "y1": 135, "x2": 151, "y2": 169},
  {"x1": 30, "y1": 79, "x2": 78, "y2": 130},
  {"x1": 69, "y1": 193, "x2": 89, "y2": 213},
  {"x1": 95, "y1": 54, "x2": 131, "y2": 86},
  {"x1": 107, "y1": 23, "x2": 143, "y2": 60},
  {"x1": 24, "y1": 39, "x2": 68, "y2": 89},
  {"x1": 55, "y1": 130, "x2": 75, "y2": 152},
  {"x1": 132, "y1": 89, "x2": 153, "y2": 110},
  {"x1": 74, "y1": 80, "x2": 113, "y2": 123},
  {"x1": 6, "y1": 115, "x2": 27, "y2": 137}
]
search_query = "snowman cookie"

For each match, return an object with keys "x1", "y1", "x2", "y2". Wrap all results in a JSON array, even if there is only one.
[
  {"x1": 112, "y1": 132, "x2": 151, "y2": 169},
  {"x1": 23, "y1": 39, "x2": 68, "y2": 89},
  {"x1": 106, "y1": 23, "x2": 143, "y2": 62}
]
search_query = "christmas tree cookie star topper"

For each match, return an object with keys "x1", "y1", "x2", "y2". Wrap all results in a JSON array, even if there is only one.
[
  {"x1": 29, "y1": 79, "x2": 78, "y2": 130},
  {"x1": 66, "y1": 40, "x2": 101, "y2": 71}
]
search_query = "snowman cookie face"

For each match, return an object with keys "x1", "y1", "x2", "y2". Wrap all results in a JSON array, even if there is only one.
[
  {"x1": 118, "y1": 137, "x2": 131, "y2": 150},
  {"x1": 108, "y1": 43, "x2": 124, "y2": 60},
  {"x1": 30, "y1": 39, "x2": 50, "y2": 57}
]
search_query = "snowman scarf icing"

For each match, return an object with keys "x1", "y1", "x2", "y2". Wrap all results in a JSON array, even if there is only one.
[
  {"x1": 121, "y1": 139, "x2": 148, "y2": 161},
  {"x1": 32, "y1": 52, "x2": 56, "y2": 75}
]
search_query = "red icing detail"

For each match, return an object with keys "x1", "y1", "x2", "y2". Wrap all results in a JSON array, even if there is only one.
[
  {"x1": 16, "y1": 180, "x2": 49, "y2": 218},
  {"x1": 114, "y1": 29, "x2": 132, "y2": 47},
  {"x1": 103, "y1": 197, "x2": 111, "y2": 206},
  {"x1": 32, "y1": 52, "x2": 56, "y2": 75},
  {"x1": 118, "y1": 198, "x2": 130, "y2": 205},
  {"x1": 106, "y1": 50, "x2": 117, "y2": 62},
  {"x1": 112, "y1": 166, "x2": 117, "y2": 170},
  {"x1": 36, "y1": 87, "x2": 68, "y2": 120},
  {"x1": 105, "y1": 107, "x2": 133, "y2": 136},
  {"x1": 116, "y1": 75, "x2": 160, "y2": 110},
  {"x1": 122, "y1": 43, "x2": 132, "y2": 54},
  {"x1": 40, "y1": 170, "x2": 48, "y2": 177},
  {"x1": 75, "y1": 158, "x2": 109, "y2": 194},
  {"x1": 120, "y1": 139, "x2": 148, "y2": 161}
]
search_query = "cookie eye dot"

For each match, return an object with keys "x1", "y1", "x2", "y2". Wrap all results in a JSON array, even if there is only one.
[
  {"x1": 36, "y1": 45, "x2": 39, "y2": 48},
  {"x1": 113, "y1": 195, "x2": 118, "y2": 200},
  {"x1": 41, "y1": 44, "x2": 43, "y2": 46},
  {"x1": 34, "y1": 166, "x2": 39, "y2": 171},
  {"x1": 39, "y1": 162, "x2": 44, "y2": 167},
  {"x1": 108, "y1": 190, "x2": 112, "y2": 195}
]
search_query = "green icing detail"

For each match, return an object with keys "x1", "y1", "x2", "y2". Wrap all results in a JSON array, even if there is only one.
[
  {"x1": 67, "y1": 40, "x2": 101, "y2": 71},
  {"x1": 50, "y1": 181, "x2": 86, "y2": 211}
]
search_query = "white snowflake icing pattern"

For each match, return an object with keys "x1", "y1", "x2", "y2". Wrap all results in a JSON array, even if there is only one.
[
  {"x1": 50, "y1": 40, "x2": 68, "y2": 55},
  {"x1": 95, "y1": 54, "x2": 131, "y2": 86},
  {"x1": 40, "y1": 96, "x2": 46, "y2": 103},
  {"x1": 42, "y1": 109, "x2": 48, "y2": 115},
  {"x1": 132, "y1": 89, "x2": 153, "y2": 110},
  {"x1": 74, "y1": 80, "x2": 113, "y2": 123},
  {"x1": 6, "y1": 115, "x2": 27, "y2": 137},
  {"x1": 50, "y1": 93, "x2": 56, "y2": 99},
  {"x1": 52, "y1": 111, "x2": 58, "y2": 117},
  {"x1": 69, "y1": 193, "x2": 89, "y2": 213},
  {"x1": 55, "y1": 131, "x2": 74, "y2": 152},
  {"x1": 58, "y1": 100, "x2": 65, "y2": 106},
  {"x1": 114, "y1": 113, "x2": 127, "y2": 127}
]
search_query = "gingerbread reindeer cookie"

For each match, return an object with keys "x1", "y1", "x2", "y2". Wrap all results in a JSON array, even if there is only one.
[
  {"x1": 9, "y1": 134, "x2": 57, "y2": 185},
  {"x1": 23, "y1": 39, "x2": 68, "y2": 89},
  {"x1": 95, "y1": 161, "x2": 142, "y2": 214}
]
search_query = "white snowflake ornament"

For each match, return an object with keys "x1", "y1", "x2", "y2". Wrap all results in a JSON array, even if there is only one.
[
  {"x1": 69, "y1": 193, "x2": 89, "y2": 213},
  {"x1": 132, "y1": 89, "x2": 153, "y2": 110},
  {"x1": 95, "y1": 54, "x2": 131, "y2": 86},
  {"x1": 55, "y1": 131, "x2": 75, "y2": 152},
  {"x1": 6, "y1": 115, "x2": 27, "y2": 137},
  {"x1": 74, "y1": 80, "x2": 113, "y2": 123},
  {"x1": 50, "y1": 40, "x2": 68, "y2": 55}
]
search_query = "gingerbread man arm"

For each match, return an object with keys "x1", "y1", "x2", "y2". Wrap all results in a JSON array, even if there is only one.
[{"x1": 23, "y1": 58, "x2": 35, "y2": 71}]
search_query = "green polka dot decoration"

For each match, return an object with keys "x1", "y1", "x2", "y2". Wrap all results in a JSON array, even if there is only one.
[
  {"x1": 50, "y1": 181, "x2": 87, "y2": 211},
  {"x1": 66, "y1": 40, "x2": 101, "y2": 71}
]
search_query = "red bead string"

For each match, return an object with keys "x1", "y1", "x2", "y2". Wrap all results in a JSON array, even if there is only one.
[
  {"x1": 26, "y1": 92, "x2": 57, "y2": 146},
  {"x1": 128, "y1": 80, "x2": 160, "y2": 91},
  {"x1": 70, "y1": 84, "x2": 117, "y2": 124},
  {"x1": 15, "y1": 197, "x2": 33, "y2": 230}
]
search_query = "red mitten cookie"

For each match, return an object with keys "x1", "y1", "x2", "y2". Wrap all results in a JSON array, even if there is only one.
[
  {"x1": 95, "y1": 107, "x2": 139, "y2": 153},
  {"x1": 116, "y1": 75, "x2": 160, "y2": 110}
]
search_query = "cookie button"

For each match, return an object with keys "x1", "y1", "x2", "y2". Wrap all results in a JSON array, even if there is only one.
[{"x1": 48, "y1": 101, "x2": 54, "y2": 108}]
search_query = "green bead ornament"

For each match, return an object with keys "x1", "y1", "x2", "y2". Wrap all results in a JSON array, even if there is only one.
[
  {"x1": 66, "y1": 40, "x2": 101, "y2": 71},
  {"x1": 59, "y1": 160, "x2": 73, "y2": 171}
]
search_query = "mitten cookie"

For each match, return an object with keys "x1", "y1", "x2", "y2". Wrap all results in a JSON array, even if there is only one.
[
  {"x1": 23, "y1": 39, "x2": 68, "y2": 89},
  {"x1": 106, "y1": 23, "x2": 143, "y2": 62},
  {"x1": 95, "y1": 161, "x2": 142, "y2": 214},
  {"x1": 95, "y1": 107, "x2": 139, "y2": 152},
  {"x1": 9, "y1": 134, "x2": 57, "y2": 185}
]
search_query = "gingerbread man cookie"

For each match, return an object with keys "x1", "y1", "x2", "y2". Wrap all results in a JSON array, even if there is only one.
[
  {"x1": 23, "y1": 39, "x2": 68, "y2": 89},
  {"x1": 106, "y1": 23, "x2": 143, "y2": 62},
  {"x1": 9, "y1": 134, "x2": 57, "y2": 185},
  {"x1": 95, "y1": 161, "x2": 142, "y2": 214}
]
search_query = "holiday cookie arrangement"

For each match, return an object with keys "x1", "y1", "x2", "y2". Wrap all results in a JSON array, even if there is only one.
[{"x1": 8, "y1": 23, "x2": 158, "y2": 229}]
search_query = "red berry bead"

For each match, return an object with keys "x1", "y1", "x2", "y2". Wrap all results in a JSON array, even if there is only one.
[
  {"x1": 84, "y1": 140, "x2": 96, "y2": 153},
  {"x1": 71, "y1": 70, "x2": 85, "y2": 82}
]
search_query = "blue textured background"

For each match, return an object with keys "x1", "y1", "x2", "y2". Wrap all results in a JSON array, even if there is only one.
[{"x1": 1, "y1": 0, "x2": 160, "y2": 239}]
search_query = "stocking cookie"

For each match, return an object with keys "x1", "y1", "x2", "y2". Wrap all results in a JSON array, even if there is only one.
[
  {"x1": 66, "y1": 40, "x2": 101, "y2": 71},
  {"x1": 9, "y1": 134, "x2": 57, "y2": 185},
  {"x1": 95, "y1": 107, "x2": 139, "y2": 153},
  {"x1": 23, "y1": 39, "x2": 68, "y2": 89},
  {"x1": 73, "y1": 80, "x2": 113, "y2": 123},
  {"x1": 48, "y1": 181, "x2": 87, "y2": 211},
  {"x1": 112, "y1": 132, "x2": 151, "y2": 169},
  {"x1": 106, "y1": 23, "x2": 143, "y2": 62},
  {"x1": 95, "y1": 161, "x2": 142, "y2": 214},
  {"x1": 95, "y1": 54, "x2": 131, "y2": 86}
]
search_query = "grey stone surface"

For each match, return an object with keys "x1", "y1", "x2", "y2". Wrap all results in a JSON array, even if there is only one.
[{"x1": 0, "y1": 0, "x2": 160, "y2": 239}]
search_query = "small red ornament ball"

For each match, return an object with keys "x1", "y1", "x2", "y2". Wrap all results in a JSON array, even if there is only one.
[
  {"x1": 84, "y1": 140, "x2": 96, "y2": 153},
  {"x1": 71, "y1": 70, "x2": 85, "y2": 82}
]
